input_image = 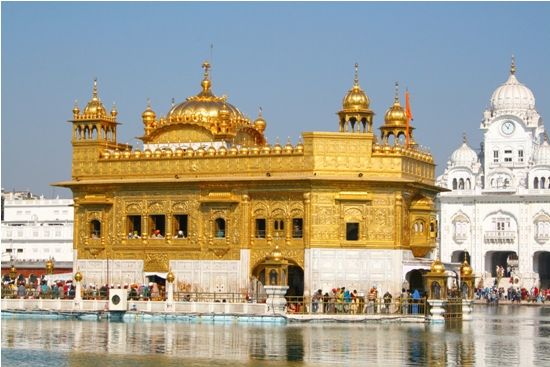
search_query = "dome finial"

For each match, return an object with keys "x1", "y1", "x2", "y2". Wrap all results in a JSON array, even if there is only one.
[
  {"x1": 92, "y1": 77, "x2": 98, "y2": 101},
  {"x1": 147, "y1": 98, "x2": 151, "y2": 108},
  {"x1": 171, "y1": 98, "x2": 175, "y2": 107},
  {"x1": 354, "y1": 63, "x2": 359, "y2": 84},
  {"x1": 395, "y1": 82, "x2": 399, "y2": 102},
  {"x1": 463, "y1": 132, "x2": 467, "y2": 143},
  {"x1": 259, "y1": 106, "x2": 262, "y2": 118},
  {"x1": 202, "y1": 60, "x2": 211, "y2": 77},
  {"x1": 510, "y1": 54, "x2": 515, "y2": 75}
]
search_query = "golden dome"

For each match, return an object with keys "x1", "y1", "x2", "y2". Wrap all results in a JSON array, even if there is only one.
[
  {"x1": 430, "y1": 258, "x2": 446, "y2": 273},
  {"x1": 74, "y1": 268, "x2": 83, "y2": 282},
  {"x1": 166, "y1": 268, "x2": 175, "y2": 283},
  {"x1": 175, "y1": 144, "x2": 184, "y2": 157},
  {"x1": 163, "y1": 145, "x2": 174, "y2": 158},
  {"x1": 283, "y1": 137, "x2": 294, "y2": 154},
  {"x1": 217, "y1": 145, "x2": 227, "y2": 156},
  {"x1": 253, "y1": 108, "x2": 267, "y2": 133},
  {"x1": 341, "y1": 63, "x2": 370, "y2": 111},
  {"x1": 45, "y1": 257, "x2": 54, "y2": 274},
  {"x1": 123, "y1": 145, "x2": 132, "y2": 159},
  {"x1": 143, "y1": 147, "x2": 153, "y2": 158},
  {"x1": 384, "y1": 83, "x2": 407, "y2": 126},
  {"x1": 261, "y1": 143, "x2": 272, "y2": 154},
  {"x1": 250, "y1": 144, "x2": 261, "y2": 155},
  {"x1": 270, "y1": 245, "x2": 283, "y2": 261},
  {"x1": 166, "y1": 61, "x2": 247, "y2": 126},
  {"x1": 154, "y1": 147, "x2": 163, "y2": 158},
  {"x1": 83, "y1": 78, "x2": 108, "y2": 118},
  {"x1": 72, "y1": 101, "x2": 80, "y2": 117},
  {"x1": 112, "y1": 149, "x2": 121, "y2": 159},
  {"x1": 110, "y1": 102, "x2": 118, "y2": 118},
  {"x1": 142, "y1": 99, "x2": 156, "y2": 125},
  {"x1": 411, "y1": 196, "x2": 434, "y2": 209},
  {"x1": 102, "y1": 147, "x2": 111, "y2": 159},
  {"x1": 207, "y1": 143, "x2": 217, "y2": 156},
  {"x1": 461, "y1": 259, "x2": 473, "y2": 276},
  {"x1": 185, "y1": 144, "x2": 195, "y2": 157},
  {"x1": 239, "y1": 145, "x2": 250, "y2": 155},
  {"x1": 133, "y1": 147, "x2": 142, "y2": 159},
  {"x1": 228, "y1": 144, "x2": 238, "y2": 155},
  {"x1": 373, "y1": 144, "x2": 381, "y2": 153},
  {"x1": 196, "y1": 145, "x2": 206, "y2": 156},
  {"x1": 295, "y1": 138, "x2": 304, "y2": 153},
  {"x1": 273, "y1": 138, "x2": 283, "y2": 154}
]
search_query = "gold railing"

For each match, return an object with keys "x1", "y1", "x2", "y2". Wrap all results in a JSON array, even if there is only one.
[{"x1": 284, "y1": 296, "x2": 428, "y2": 315}]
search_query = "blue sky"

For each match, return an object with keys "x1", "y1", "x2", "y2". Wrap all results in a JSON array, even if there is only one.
[{"x1": 2, "y1": 2, "x2": 549, "y2": 198}]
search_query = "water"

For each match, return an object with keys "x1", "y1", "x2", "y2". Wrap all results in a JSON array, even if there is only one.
[{"x1": 2, "y1": 305, "x2": 549, "y2": 366}]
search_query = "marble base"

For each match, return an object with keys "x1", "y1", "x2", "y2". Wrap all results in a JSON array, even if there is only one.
[
  {"x1": 264, "y1": 285, "x2": 289, "y2": 313},
  {"x1": 427, "y1": 299, "x2": 447, "y2": 323}
]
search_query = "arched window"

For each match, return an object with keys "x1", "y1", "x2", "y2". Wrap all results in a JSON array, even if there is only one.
[
  {"x1": 466, "y1": 178, "x2": 471, "y2": 190},
  {"x1": 534, "y1": 177, "x2": 539, "y2": 189},
  {"x1": 458, "y1": 178, "x2": 464, "y2": 190},
  {"x1": 452, "y1": 178, "x2": 458, "y2": 190},
  {"x1": 90, "y1": 220, "x2": 101, "y2": 238},
  {"x1": 541, "y1": 177, "x2": 546, "y2": 189},
  {"x1": 215, "y1": 218, "x2": 226, "y2": 238}
]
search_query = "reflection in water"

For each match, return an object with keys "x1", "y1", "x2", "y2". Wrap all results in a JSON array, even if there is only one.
[{"x1": 2, "y1": 306, "x2": 550, "y2": 366}]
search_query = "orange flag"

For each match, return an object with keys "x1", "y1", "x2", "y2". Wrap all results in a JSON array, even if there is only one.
[{"x1": 406, "y1": 90, "x2": 413, "y2": 148}]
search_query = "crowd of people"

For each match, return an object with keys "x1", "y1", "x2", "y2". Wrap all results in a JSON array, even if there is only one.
[
  {"x1": 477, "y1": 285, "x2": 550, "y2": 304},
  {"x1": 1, "y1": 280, "x2": 167, "y2": 301},
  {"x1": 285, "y1": 286, "x2": 425, "y2": 315}
]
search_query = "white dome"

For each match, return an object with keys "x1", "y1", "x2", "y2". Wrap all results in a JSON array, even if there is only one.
[
  {"x1": 533, "y1": 139, "x2": 550, "y2": 165},
  {"x1": 490, "y1": 74, "x2": 535, "y2": 112},
  {"x1": 451, "y1": 142, "x2": 478, "y2": 166}
]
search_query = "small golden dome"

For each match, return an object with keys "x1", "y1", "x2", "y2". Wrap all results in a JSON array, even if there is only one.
[
  {"x1": 295, "y1": 137, "x2": 304, "y2": 153},
  {"x1": 74, "y1": 268, "x2": 83, "y2": 282},
  {"x1": 133, "y1": 147, "x2": 142, "y2": 159},
  {"x1": 45, "y1": 258, "x2": 54, "y2": 274},
  {"x1": 253, "y1": 108, "x2": 267, "y2": 132},
  {"x1": 154, "y1": 147, "x2": 163, "y2": 158},
  {"x1": 461, "y1": 259, "x2": 473, "y2": 276},
  {"x1": 72, "y1": 100, "x2": 80, "y2": 117},
  {"x1": 394, "y1": 145, "x2": 403, "y2": 154},
  {"x1": 270, "y1": 245, "x2": 283, "y2": 261},
  {"x1": 342, "y1": 63, "x2": 370, "y2": 110},
  {"x1": 196, "y1": 145, "x2": 206, "y2": 156},
  {"x1": 273, "y1": 138, "x2": 283, "y2": 154},
  {"x1": 163, "y1": 145, "x2": 174, "y2": 158},
  {"x1": 430, "y1": 258, "x2": 446, "y2": 273},
  {"x1": 83, "y1": 78, "x2": 108, "y2": 118},
  {"x1": 111, "y1": 102, "x2": 118, "y2": 118},
  {"x1": 283, "y1": 137, "x2": 294, "y2": 154},
  {"x1": 185, "y1": 144, "x2": 195, "y2": 157},
  {"x1": 383, "y1": 144, "x2": 391, "y2": 153},
  {"x1": 261, "y1": 144, "x2": 272, "y2": 154},
  {"x1": 383, "y1": 82, "x2": 407, "y2": 126},
  {"x1": 250, "y1": 144, "x2": 261, "y2": 155},
  {"x1": 143, "y1": 147, "x2": 153, "y2": 158},
  {"x1": 123, "y1": 145, "x2": 132, "y2": 159},
  {"x1": 218, "y1": 145, "x2": 228, "y2": 156},
  {"x1": 166, "y1": 268, "x2": 175, "y2": 283},
  {"x1": 112, "y1": 149, "x2": 121, "y2": 159},
  {"x1": 207, "y1": 143, "x2": 217, "y2": 156},
  {"x1": 175, "y1": 144, "x2": 184, "y2": 157},
  {"x1": 228, "y1": 144, "x2": 239, "y2": 155},
  {"x1": 102, "y1": 148, "x2": 111, "y2": 159},
  {"x1": 239, "y1": 145, "x2": 250, "y2": 155},
  {"x1": 142, "y1": 99, "x2": 156, "y2": 125},
  {"x1": 373, "y1": 144, "x2": 381, "y2": 153}
]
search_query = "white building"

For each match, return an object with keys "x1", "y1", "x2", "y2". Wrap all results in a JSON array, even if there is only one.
[
  {"x1": 1, "y1": 191, "x2": 74, "y2": 264},
  {"x1": 436, "y1": 58, "x2": 550, "y2": 289}
]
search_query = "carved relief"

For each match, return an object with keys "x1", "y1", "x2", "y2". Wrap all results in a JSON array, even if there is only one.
[{"x1": 148, "y1": 201, "x2": 167, "y2": 213}]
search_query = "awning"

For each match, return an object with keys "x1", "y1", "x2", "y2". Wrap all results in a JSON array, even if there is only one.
[
  {"x1": 43, "y1": 273, "x2": 73, "y2": 282},
  {"x1": 144, "y1": 272, "x2": 168, "y2": 279}
]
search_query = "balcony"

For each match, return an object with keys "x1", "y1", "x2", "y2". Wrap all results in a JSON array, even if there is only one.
[
  {"x1": 452, "y1": 233, "x2": 468, "y2": 244},
  {"x1": 484, "y1": 231, "x2": 515, "y2": 244}
]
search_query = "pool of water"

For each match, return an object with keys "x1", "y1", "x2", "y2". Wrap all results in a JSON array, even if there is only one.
[{"x1": 2, "y1": 305, "x2": 549, "y2": 366}]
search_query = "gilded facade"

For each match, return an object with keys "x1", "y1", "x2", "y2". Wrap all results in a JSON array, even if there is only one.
[{"x1": 54, "y1": 62, "x2": 444, "y2": 296}]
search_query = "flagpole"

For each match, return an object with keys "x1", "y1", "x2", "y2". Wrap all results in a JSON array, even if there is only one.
[{"x1": 406, "y1": 89, "x2": 413, "y2": 149}]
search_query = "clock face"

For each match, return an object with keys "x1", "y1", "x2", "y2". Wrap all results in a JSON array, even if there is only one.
[{"x1": 501, "y1": 121, "x2": 515, "y2": 135}]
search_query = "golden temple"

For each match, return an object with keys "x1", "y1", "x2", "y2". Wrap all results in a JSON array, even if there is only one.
[{"x1": 54, "y1": 61, "x2": 444, "y2": 296}]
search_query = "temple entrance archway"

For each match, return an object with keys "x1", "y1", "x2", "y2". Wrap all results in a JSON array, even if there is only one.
[
  {"x1": 534, "y1": 251, "x2": 550, "y2": 288},
  {"x1": 451, "y1": 250, "x2": 471, "y2": 263},
  {"x1": 485, "y1": 251, "x2": 517, "y2": 276},
  {"x1": 405, "y1": 269, "x2": 426, "y2": 294}
]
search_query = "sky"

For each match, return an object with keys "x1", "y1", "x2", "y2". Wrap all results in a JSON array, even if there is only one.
[{"x1": 2, "y1": 2, "x2": 550, "y2": 199}]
